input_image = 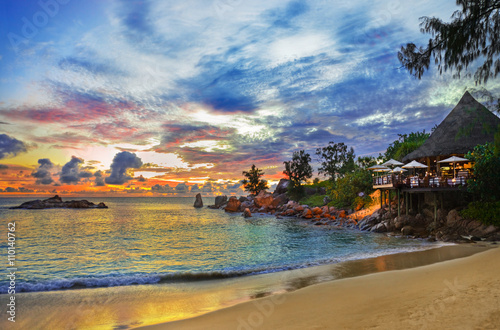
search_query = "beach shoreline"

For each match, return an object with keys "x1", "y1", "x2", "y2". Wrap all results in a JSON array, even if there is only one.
[{"x1": 140, "y1": 243, "x2": 499, "y2": 330}]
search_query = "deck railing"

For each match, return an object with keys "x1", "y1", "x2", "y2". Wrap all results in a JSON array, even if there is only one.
[{"x1": 373, "y1": 174, "x2": 467, "y2": 189}]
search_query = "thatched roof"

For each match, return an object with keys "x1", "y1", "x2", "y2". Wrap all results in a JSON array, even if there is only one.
[{"x1": 402, "y1": 91, "x2": 500, "y2": 162}]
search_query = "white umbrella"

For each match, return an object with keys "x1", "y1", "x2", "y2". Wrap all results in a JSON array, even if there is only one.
[
  {"x1": 382, "y1": 159, "x2": 404, "y2": 167},
  {"x1": 367, "y1": 164, "x2": 390, "y2": 171},
  {"x1": 438, "y1": 156, "x2": 469, "y2": 178},
  {"x1": 402, "y1": 160, "x2": 428, "y2": 176},
  {"x1": 373, "y1": 166, "x2": 391, "y2": 172},
  {"x1": 391, "y1": 166, "x2": 407, "y2": 173},
  {"x1": 402, "y1": 160, "x2": 428, "y2": 169}
]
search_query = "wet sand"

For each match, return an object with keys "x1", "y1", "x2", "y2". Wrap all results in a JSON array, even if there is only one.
[{"x1": 142, "y1": 244, "x2": 499, "y2": 330}]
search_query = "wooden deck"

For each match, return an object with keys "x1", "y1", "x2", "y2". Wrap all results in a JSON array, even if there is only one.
[{"x1": 373, "y1": 175, "x2": 467, "y2": 191}]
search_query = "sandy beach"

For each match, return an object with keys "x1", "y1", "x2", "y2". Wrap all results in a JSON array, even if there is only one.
[{"x1": 144, "y1": 245, "x2": 500, "y2": 330}]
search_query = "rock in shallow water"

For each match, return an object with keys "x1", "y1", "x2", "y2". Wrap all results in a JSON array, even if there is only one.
[
  {"x1": 11, "y1": 195, "x2": 108, "y2": 209},
  {"x1": 193, "y1": 193, "x2": 203, "y2": 208}
]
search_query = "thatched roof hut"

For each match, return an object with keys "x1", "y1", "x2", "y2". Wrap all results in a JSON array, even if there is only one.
[{"x1": 402, "y1": 91, "x2": 500, "y2": 162}]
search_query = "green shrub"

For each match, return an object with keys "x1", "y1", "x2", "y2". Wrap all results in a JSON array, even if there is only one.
[
  {"x1": 300, "y1": 194, "x2": 327, "y2": 207},
  {"x1": 328, "y1": 170, "x2": 374, "y2": 210},
  {"x1": 460, "y1": 201, "x2": 500, "y2": 226}
]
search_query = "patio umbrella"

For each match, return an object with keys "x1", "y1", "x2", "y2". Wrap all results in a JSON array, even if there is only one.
[
  {"x1": 402, "y1": 160, "x2": 428, "y2": 176},
  {"x1": 391, "y1": 166, "x2": 407, "y2": 173},
  {"x1": 438, "y1": 156, "x2": 469, "y2": 178},
  {"x1": 382, "y1": 159, "x2": 404, "y2": 167},
  {"x1": 367, "y1": 164, "x2": 390, "y2": 170}
]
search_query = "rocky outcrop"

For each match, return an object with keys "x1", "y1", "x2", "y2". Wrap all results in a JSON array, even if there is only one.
[
  {"x1": 254, "y1": 190, "x2": 274, "y2": 209},
  {"x1": 215, "y1": 195, "x2": 227, "y2": 208},
  {"x1": 243, "y1": 208, "x2": 252, "y2": 218},
  {"x1": 274, "y1": 179, "x2": 290, "y2": 195},
  {"x1": 353, "y1": 207, "x2": 499, "y2": 242},
  {"x1": 193, "y1": 193, "x2": 203, "y2": 208},
  {"x1": 225, "y1": 196, "x2": 241, "y2": 212},
  {"x1": 11, "y1": 195, "x2": 108, "y2": 209}
]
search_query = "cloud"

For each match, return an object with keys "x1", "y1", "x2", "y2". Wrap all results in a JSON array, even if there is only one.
[
  {"x1": 60, "y1": 156, "x2": 92, "y2": 184},
  {"x1": 105, "y1": 151, "x2": 143, "y2": 185},
  {"x1": 0, "y1": 134, "x2": 27, "y2": 159},
  {"x1": 136, "y1": 175, "x2": 147, "y2": 182},
  {"x1": 151, "y1": 183, "x2": 174, "y2": 194},
  {"x1": 175, "y1": 182, "x2": 189, "y2": 193},
  {"x1": 32, "y1": 158, "x2": 55, "y2": 185},
  {"x1": 2, "y1": 187, "x2": 34, "y2": 193},
  {"x1": 93, "y1": 170, "x2": 106, "y2": 186}
]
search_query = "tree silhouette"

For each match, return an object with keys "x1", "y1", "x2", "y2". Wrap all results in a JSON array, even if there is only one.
[
  {"x1": 398, "y1": 0, "x2": 500, "y2": 84},
  {"x1": 283, "y1": 150, "x2": 313, "y2": 201},
  {"x1": 316, "y1": 141, "x2": 355, "y2": 181},
  {"x1": 241, "y1": 164, "x2": 268, "y2": 195}
]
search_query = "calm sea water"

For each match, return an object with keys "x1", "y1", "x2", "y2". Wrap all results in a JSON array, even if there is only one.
[{"x1": 0, "y1": 197, "x2": 441, "y2": 294}]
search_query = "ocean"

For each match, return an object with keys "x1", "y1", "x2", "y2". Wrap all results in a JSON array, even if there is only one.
[{"x1": 0, "y1": 196, "x2": 451, "y2": 328}]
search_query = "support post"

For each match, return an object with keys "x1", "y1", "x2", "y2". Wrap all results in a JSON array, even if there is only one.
[
  {"x1": 405, "y1": 192, "x2": 408, "y2": 215},
  {"x1": 397, "y1": 189, "x2": 400, "y2": 218},
  {"x1": 380, "y1": 189, "x2": 383, "y2": 209},
  {"x1": 388, "y1": 190, "x2": 391, "y2": 214},
  {"x1": 433, "y1": 192, "x2": 437, "y2": 225}
]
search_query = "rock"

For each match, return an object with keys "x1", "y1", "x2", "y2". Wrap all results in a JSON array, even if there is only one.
[
  {"x1": 274, "y1": 179, "x2": 290, "y2": 195},
  {"x1": 394, "y1": 215, "x2": 414, "y2": 230},
  {"x1": 471, "y1": 225, "x2": 498, "y2": 238},
  {"x1": 11, "y1": 195, "x2": 107, "y2": 209},
  {"x1": 271, "y1": 193, "x2": 289, "y2": 207},
  {"x1": 312, "y1": 207, "x2": 323, "y2": 215},
  {"x1": 446, "y1": 209, "x2": 461, "y2": 227},
  {"x1": 371, "y1": 222, "x2": 387, "y2": 233},
  {"x1": 254, "y1": 190, "x2": 274, "y2": 208},
  {"x1": 241, "y1": 200, "x2": 254, "y2": 210},
  {"x1": 401, "y1": 225, "x2": 414, "y2": 236},
  {"x1": 193, "y1": 193, "x2": 203, "y2": 208},
  {"x1": 294, "y1": 205, "x2": 304, "y2": 212},
  {"x1": 45, "y1": 195, "x2": 63, "y2": 203},
  {"x1": 243, "y1": 208, "x2": 252, "y2": 218},
  {"x1": 96, "y1": 202, "x2": 108, "y2": 209},
  {"x1": 239, "y1": 196, "x2": 248, "y2": 203},
  {"x1": 214, "y1": 195, "x2": 228, "y2": 208},
  {"x1": 66, "y1": 200, "x2": 95, "y2": 208},
  {"x1": 338, "y1": 210, "x2": 347, "y2": 218},
  {"x1": 224, "y1": 196, "x2": 241, "y2": 213},
  {"x1": 415, "y1": 213, "x2": 429, "y2": 226},
  {"x1": 302, "y1": 209, "x2": 313, "y2": 219}
]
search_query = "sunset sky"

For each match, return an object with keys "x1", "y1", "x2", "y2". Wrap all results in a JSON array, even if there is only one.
[{"x1": 1, "y1": 0, "x2": 499, "y2": 196}]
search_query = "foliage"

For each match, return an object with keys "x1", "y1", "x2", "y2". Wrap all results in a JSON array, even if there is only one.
[
  {"x1": 303, "y1": 179, "x2": 331, "y2": 189},
  {"x1": 283, "y1": 150, "x2": 313, "y2": 201},
  {"x1": 328, "y1": 170, "x2": 374, "y2": 210},
  {"x1": 468, "y1": 87, "x2": 500, "y2": 114},
  {"x1": 316, "y1": 141, "x2": 356, "y2": 181},
  {"x1": 241, "y1": 164, "x2": 268, "y2": 195},
  {"x1": 460, "y1": 201, "x2": 500, "y2": 226},
  {"x1": 465, "y1": 142, "x2": 500, "y2": 201},
  {"x1": 300, "y1": 194, "x2": 327, "y2": 208},
  {"x1": 356, "y1": 156, "x2": 377, "y2": 169},
  {"x1": 398, "y1": 0, "x2": 500, "y2": 84},
  {"x1": 382, "y1": 131, "x2": 430, "y2": 161}
]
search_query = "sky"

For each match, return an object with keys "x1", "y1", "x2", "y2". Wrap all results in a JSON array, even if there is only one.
[{"x1": 0, "y1": 0, "x2": 499, "y2": 197}]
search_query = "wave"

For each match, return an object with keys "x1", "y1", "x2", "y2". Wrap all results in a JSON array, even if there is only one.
[{"x1": 1, "y1": 243, "x2": 452, "y2": 294}]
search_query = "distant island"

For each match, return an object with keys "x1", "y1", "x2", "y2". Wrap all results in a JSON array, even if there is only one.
[{"x1": 10, "y1": 195, "x2": 108, "y2": 209}]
